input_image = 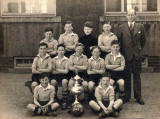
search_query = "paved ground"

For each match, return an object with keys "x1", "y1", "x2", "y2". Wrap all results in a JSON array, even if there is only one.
[{"x1": 0, "y1": 73, "x2": 160, "y2": 119}]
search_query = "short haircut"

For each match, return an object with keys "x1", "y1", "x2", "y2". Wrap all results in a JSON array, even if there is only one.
[
  {"x1": 39, "y1": 42, "x2": 48, "y2": 48},
  {"x1": 57, "y1": 44, "x2": 65, "y2": 50},
  {"x1": 103, "y1": 21, "x2": 111, "y2": 25},
  {"x1": 75, "y1": 43, "x2": 84, "y2": 49},
  {"x1": 40, "y1": 73, "x2": 49, "y2": 80},
  {"x1": 90, "y1": 46, "x2": 101, "y2": 53},
  {"x1": 84, "y1": 21, "x2": 93, "y2": 28},
  {"x1": 65, "y1": 20, "x2": 72, "y2": 25},
  {"x1": 111, "y1": 40, "x2": 120, "y2": 46},
  {"x1": 102, "y1": 72, "x2": 111, "y2": 78},
  {"x1": 44, "y1": 27, "x2": 53, "y2": 33}
]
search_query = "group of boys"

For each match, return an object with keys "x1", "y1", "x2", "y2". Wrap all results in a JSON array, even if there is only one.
[{"x1": 26, "y1": 20, "x2": 126, "y2": 118}]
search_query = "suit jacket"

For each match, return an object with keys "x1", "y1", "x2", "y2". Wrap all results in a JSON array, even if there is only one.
[{"x1": 119, "y1": 22, "x2": 146, "y2": 61}]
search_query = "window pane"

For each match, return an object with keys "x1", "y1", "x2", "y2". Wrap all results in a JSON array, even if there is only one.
[
  {"x1": 1, "y1": 0, "x2": 56, "y2": 14},
  {"x1": 2, "y1": 0, "x2": 19, "y2": 13},
  {"x1": 127, "y1": 0, "x2": 139, "y2": 11},
  {"x1": 105, "y1": 0, "x2": 121, "y2": 12},
  {"x1": 142, "y1": 0, "x2": 157, "y2": 11}
]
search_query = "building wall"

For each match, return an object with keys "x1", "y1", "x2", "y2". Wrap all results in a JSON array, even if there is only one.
[{"x1": 0, "y1": 0, "x2": 160, "y2": 57}]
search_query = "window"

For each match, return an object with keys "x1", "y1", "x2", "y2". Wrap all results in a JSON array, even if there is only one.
[
  {"x1": 104, "y1": 0, "x2": 160, "y2": 15},
  {"x1": 1, "y1": 0, "x2": 56, "y2": 16}
]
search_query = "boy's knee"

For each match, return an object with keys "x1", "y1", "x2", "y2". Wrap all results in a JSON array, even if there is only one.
[
  {"x1": 117, "y1": 79, "x2": 124, "y2": 86},
  {"x1": 31, "y1": 82, "x2": 38, "y2": 88},
  {"x1": 82, "y1": 81, "x2": 88, "y2": 87},
  {"x1": 62, "y1": 79, "x2": 68, "y2": 85},
  {"x1": 27, "y1": 104, "x2": 36, "y2": 111},
  {"x1": 88, "y1": 81, "x2": 95, "y2": 90},
  {"x1": 50, "y1": 80, "x2": 57, "y2": 87},
  {"x1": 114, "y1": 99, "x2": 123, "y2": 109},
  {"x1": 110, "y1": 79, "x2": 115, "y2": 86},
  {"x1": 89, "y1": 100, "x2": 96, "y2": 106},
  {"x1": 51, "y1": 102, "x2": 60, "y2": 110}
]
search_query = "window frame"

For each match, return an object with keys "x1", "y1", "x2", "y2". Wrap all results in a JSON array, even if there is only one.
[
  {"x1": 0, "y1": 0, "x2": 56, "y2": 17},
  {"x1": 104, "y1": 0, "x2": 160, "y2": 16}
]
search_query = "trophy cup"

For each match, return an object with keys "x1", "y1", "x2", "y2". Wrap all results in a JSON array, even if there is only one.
[{"x1": 70, "y1": 75, "x2": 84, "y2": 116}]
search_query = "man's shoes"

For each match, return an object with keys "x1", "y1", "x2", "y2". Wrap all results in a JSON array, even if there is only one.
[{"x1": 136, "y1": 99, "x2": 145, "y2": 105}]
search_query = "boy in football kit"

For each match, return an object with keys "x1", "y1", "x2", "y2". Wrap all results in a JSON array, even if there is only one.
[
  {"x1": 58, "y1": 21, "x2": 79, "y2": 57},
  {"x1": 31, "y1": 42, "x2": 51, "y2": 92},
  {"x1": 27, "y1": 73, "x2": 59, "y2": 116},
  {"x1": 49, "y1": 44, "x2": 69, "y2": 109},
  {"x1": 105, "y1": 40, "x2": 125, "y2": 100}
]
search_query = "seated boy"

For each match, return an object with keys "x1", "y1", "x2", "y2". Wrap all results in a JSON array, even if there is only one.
[
  {"x1": 89, "y1": 74, "x2": 123, "y2": 118},
  {"x1": 68, "y1": 43, "x2": 88, "y2": 106},
  {"x1": 105, "y1": 40, "x2": 125, "y2": 100},
  {"x1": 27, "y1": 73, "x2": 59, "y2": 116},
  {"x1": 31, "y1": 42, "x2": 52, "y2": 92},
  {"x1": 50, "y1": 44, "x2": 69, "y2": 109},
  {"x1": 87, "y1": 46, "x2": 105, "y2": 100},
  {"x1": 58, "y1": 21, "x2": 79, "y2": 57},
  {"x1": 40, "y1": 27, "x2": 58, "y2": 58}
]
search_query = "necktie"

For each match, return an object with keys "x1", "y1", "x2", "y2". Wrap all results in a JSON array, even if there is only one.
[{"x1": 130, "y1": 23, "x2": 133, "y2": 30}]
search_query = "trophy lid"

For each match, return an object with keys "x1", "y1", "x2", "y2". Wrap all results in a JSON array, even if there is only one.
[{"x1": 74, "y1": 75, "x2": 81, "y2": 80}]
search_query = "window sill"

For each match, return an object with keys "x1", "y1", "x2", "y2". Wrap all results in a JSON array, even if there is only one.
[
  {"x1": 0, "y1": 15, "x2": 61, "y2": 22},
  {"x1": 104, "y1": 12, "x2": 159, "y2": 16}
]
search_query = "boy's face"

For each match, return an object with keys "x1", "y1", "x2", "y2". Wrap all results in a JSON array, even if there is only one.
[
  {"x1": 40, "y1": 76, "x2": 49, "y2": 88},
  {"x1": 75, "y1": 46, "x2": 83, "y2": 55},
  {"x1": 126, "y1": 9, "x2": 136, "y2": 22},
  {"x1": 84, "y1": 26, "x2": 93, "y2": 35},
  {"x1": 101, "y1": 77, "x2": 110, "y2": 87},
  {"x1": 44, "y1": 31, "x2": 53, "y2": 40},
  {"x1": 64, "y1": 24, "x2": 73, "y2": 32},
  {"x1": 103, "y1": 24, "x2": 111, "y2": 32},
  {"x1": 39, "y1": 45, "x2": 47, "y2": 56},
  {"x1": 111, "y1": 44, "x2": 120, "y2": 54},
  {"x1": 92, "y1": 48, "x2": 100, "y2": 57},
  {"x1": 57, "y1": 46, "x2": 65, "y2": 56}
]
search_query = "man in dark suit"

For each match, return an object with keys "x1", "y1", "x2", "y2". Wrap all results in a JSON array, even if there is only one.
[{"x1": 119, "y1": 9, "x2": 146, "y2": 105}]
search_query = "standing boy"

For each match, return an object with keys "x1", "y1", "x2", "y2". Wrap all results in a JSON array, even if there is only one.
[
  {"x1": 40, "y1": 27, "x2": 58, "y2": 58},
  {"x1": 58, "y1": 21, "x2": 79, "y2": 57}
]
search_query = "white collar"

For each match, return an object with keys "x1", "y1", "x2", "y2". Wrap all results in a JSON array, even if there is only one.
[
  {"x1": 110, "y1": 52, "x2": 121, "y2": 61},
  {"x1": 37, "y1": 53, "x2": 50, "y2": 59},
  {"x1": 98, "y1": 85, "x2": 112, "y2": 93},
  {"x1": 43, "y1": 38, "x2": 54, "y2": 42},
  {"x1": 54, "y1": 56, "x2": 68, "y2": 61},
  {"x1": 64, "y1": 32, "x2": 74, "y2": 35},
  {"x1": 39, "y1": 84, "x2": 51, "y2": 91},
  {"x1": 72, "y1": 53, "x2": 84, "y2": 58},
  {"x1": 90, "y1": 56, "x2": 101, "y2": 62},
  {"x1": 128, "y1": 22, "x2": 135, "y2": 27}
]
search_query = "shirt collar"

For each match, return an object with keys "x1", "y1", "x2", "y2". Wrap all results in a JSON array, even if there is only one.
[
  {"x1": 128, "y1": 22, "x2": 135, "y2": 27},
  {"x1": 72, "y1": 53, "x2": 84, "y2": 58},
  {"x1": 54, "y1": 56, "x2": 68, "y2": 61},
  {"x1": 90, "y1": 56, "x2": 101, "y2": 62},
  {"x1": 110, "y1": 52, "x2": 121, "y2": 57},
  {"x1": 39, "y1": 84, "x2": 51, "y2": 91},
  {"x1": 98, "y1": 85, "x2": 112, "y2": 93},
  {"x1": 43, "y1": 38, "x2": 54, "y2": 42},
  {"x1": 37, "y1": 53, "x2": 50, "y2": 59},
  {"x1": 64, "y1": 32, "x2": 74, "y2": 36}
]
